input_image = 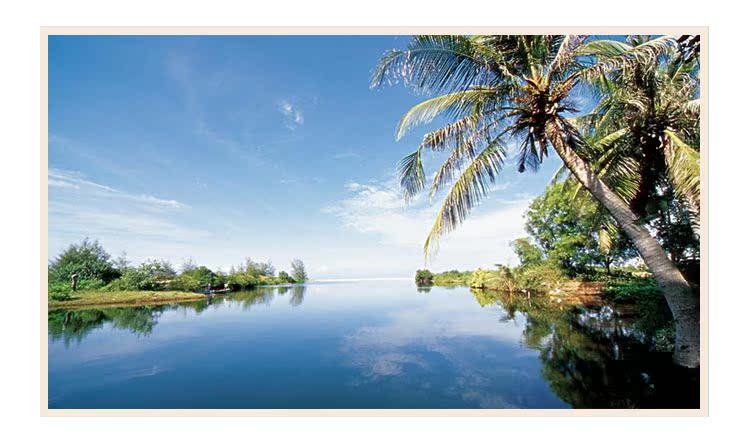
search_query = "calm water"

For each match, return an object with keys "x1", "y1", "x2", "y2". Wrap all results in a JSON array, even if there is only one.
[{"x1": 48, "y1": 280, "x2": 698, "y2": 409}]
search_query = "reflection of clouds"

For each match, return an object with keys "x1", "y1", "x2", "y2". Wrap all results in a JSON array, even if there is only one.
[{"x1": 341, "y1": 291, "x2": 547, "y2": 407}]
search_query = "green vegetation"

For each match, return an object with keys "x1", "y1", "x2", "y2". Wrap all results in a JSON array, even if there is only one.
[
  {"x1": 290, "y1": 259, "x2": 308, "y2": 283},
  {"x1": 414, "y1": 269, "x2": 433, "y2": 285},
  {"x1": 48, "y1": 239, "x2": 310, "y2": 308},
  {"x1": 377, "y1": 35, "x2": 701, "y2": 366}
]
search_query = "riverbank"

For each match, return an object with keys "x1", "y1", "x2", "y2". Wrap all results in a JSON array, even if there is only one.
[{"x1": 47, "y1": 290, "x2": 208, "y2": 310}]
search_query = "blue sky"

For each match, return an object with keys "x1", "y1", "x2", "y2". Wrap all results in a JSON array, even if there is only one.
[{"x1": 48, "y1": 35, "x2": 565, "y2": 279}]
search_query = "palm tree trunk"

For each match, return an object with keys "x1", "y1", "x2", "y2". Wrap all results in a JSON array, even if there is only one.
[{"x1": 547, "y1": 122, "x2": 700, "y2": 368}]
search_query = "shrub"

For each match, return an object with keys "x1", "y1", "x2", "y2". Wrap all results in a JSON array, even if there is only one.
[
  {"x1": 48, "y1": 282, "x2": 72, "y2": 301},
  {"x1": 48, "y1": 239, "x2": 120, "y2": 284},
  {"x1": 414, "y1": 269, "x2": 434, "y2": 285},
  {"x1": 168, "y1": 274, "x2": 202, "y2": 292},
  {"x1": 105, "y1": 260, "x2": 176, "y2": 291}
]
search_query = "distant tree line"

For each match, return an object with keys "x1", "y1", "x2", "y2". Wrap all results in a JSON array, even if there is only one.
[{"x1": 47, "y1": 238, "x2": 308, "y2": 299}]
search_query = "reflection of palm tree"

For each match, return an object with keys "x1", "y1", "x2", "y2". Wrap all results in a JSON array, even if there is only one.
[{"x1": 289, "y1": 285, "x2": 306, "y2": 307}]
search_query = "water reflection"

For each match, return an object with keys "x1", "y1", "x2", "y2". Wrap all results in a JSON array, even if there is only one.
[
  {"x1": 48, "y1": 282, "x2": 697, "y2": 409},
  {"x1": 48, "y1": 285, "x2": 308, "y2": 346},
  {"x1": 470, "y1": 290, "x2": 699, "y2": 408}
]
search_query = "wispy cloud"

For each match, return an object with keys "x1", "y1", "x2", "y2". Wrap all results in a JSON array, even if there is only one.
[
  {"x1": 279, "y1": 100, "x2": 304, "y2": 129},
  {"x1": 333, "y1": 148, "x2": 362, "y2": 160},
  {"x1": 49, "y1": 169, "x2": 188, "y2": 209},
  {"x1": 324, "y1": 177, "x2": 529, "y2": 270},
  {"x1": 47, "y1": 169, "x2": 211, "y2": 263}
]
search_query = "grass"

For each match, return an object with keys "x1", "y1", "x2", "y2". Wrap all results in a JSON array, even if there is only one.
[{"x1": 47, "y1": 290, "x2": 207, "y2": 310}]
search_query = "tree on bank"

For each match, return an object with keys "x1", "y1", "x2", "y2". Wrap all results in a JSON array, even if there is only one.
[
  {"x1": 372, "y1": 35, "x2": 700, "y2": 367},
  {"x1": 48, "y1": 238, "x2": 120, "y2": 286},
  {"x1": 291, "y1": 259, "x2": 308, "y2": 283}
]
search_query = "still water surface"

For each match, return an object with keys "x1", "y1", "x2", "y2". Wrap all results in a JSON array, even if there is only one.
[{"x1": 48, "y1": 280, "x2": 698, "y2": 409}]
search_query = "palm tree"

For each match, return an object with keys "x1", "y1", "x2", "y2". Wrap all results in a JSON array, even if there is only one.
[
  {"x1": 371, "y1": 35, "x2": 700, "y2": 367},
  {"x1": 568, "y1": 36, "x2": 700, "y2": 239}
]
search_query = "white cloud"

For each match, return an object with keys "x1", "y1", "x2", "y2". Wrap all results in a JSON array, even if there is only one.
[
  {"x1": 279, "y1": 100, "x2": 304, "y2": 128},
  {"x1": 47, "y1": 169, "x2": 211, "y2": 264},
  {"x1": 48, "y1": 169, "x2": 188, "y2": 209},
  {"x1": 324, "y1": 178, "x2": 530, "y2": 272}
]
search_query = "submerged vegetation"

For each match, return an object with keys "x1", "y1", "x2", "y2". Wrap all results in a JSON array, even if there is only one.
[{"x1": 47, "y1": 238, "x2": 309, "y2": 307}]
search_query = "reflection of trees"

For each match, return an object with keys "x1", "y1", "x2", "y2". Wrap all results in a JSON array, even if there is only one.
[
  {"x1": 470, "y1": 290, "x2": 699, "y2": 408},
  {"x1": 229, "y1": 285, "x2": 306, "y2": 308},
  {"x1": 416, "y1": 286, "x2": 432, "y2": 294},
  {"x1": 48, "y1": 285, "x2": 312, "y2": 347},
  {"x1": 48, "y1": 306, "x2": 166, "y2": 346},
  {"x1": 289, "y1": 285, "x2": 306, "y2": 307},
  {"x1": 231, "y1": 287, "x2": 277, "y2": 310}
]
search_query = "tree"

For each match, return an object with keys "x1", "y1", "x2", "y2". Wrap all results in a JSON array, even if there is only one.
[
  {"x1": 290, "y1": 259, "x2": 308, "y2": 283},
  {"x1": 415, "y1": 269, "x2": 434, "y2": 285},
  {"x1": 48, "y1": 238, "x2": 119, "y2": 285},
  {"x1": 511, "y1": 238, "x2": 544, "y2": 267},
  {"x1": 372, "y1": 35, "x2": 700, "y2": 367},
  {"x1": 522, "y1": 182, "x2": 635, "y2": 275},
  {"x1": 570, "y1": 36, "x2": 701, "y2": 238},
  {"x1": 278, "y1": 270, "x2": 296, "y2": 284}
]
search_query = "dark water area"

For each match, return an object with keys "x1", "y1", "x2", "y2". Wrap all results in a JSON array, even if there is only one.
[{"x1": 47, "y1": 280, "x2": 699, "y2": 409}]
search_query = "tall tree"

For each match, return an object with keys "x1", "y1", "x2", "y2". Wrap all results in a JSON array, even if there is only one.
[
  {"x1": 568, "y1": 36, "x2": 701, "y2": 238},
  {"x1": 372, "y1": 35, "x2": 700, "y2": 367},
  {"x1": 290, "y1": 259, "x2": 308, "y2": 283}
]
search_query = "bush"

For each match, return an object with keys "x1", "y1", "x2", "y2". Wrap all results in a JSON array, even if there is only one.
[
  {"x1": 48, "y1": 239, "x2": 120, "y2": 284},
  {"x1": 105, "y1": 260, "x2": 176, "y2": 291},
  {"x1": 415, "y1": 269, "x2": 434, "y2": 285},
  {"x1": 168, "y1": 274, "x2": 202, "y2": 292},
  {"x1": 48, "y1": 282, "x2": 72, "y2": 301}
]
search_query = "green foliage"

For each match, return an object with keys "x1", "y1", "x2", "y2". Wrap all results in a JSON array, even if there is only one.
[
  {"x1": 603, "y1": 277, "x2": 672, "y2": 337},
  {"x1": 432, "y1": 270, "x2": 471, "y2": 286},
  {"x1": 523, "y1": 182, "x2": 633, "y2": 275},
  {"x1": 290, "y1": 259, "x2": 308, "y2": 283},
  {"x1": 48, "y1": 282, "x2": 73, "y2": 301},
  {"x1": 48, "y1": 238, "x2": 120, "y2": 285},
  {"x1": 511, "y1": 238, "x2": 544, "y2": 267},
  {"x1": 179, "y1": 266, "x2": 217, "y2": 286},
  {"x1": 466, "y1": 264, "x2": 565, "y2": 294},
  {"x1": 277, "y1": 271, "x2": 296, "y2": 284},
  {"x1": 106, "y1": 259, "x2": 176, "y2": 291},
  {"x1": 414, "y1": 269, "x2": 434, "y2": 285},
  {"x1": 169, "y1": 274, "x2": 202, "y2": 292}
]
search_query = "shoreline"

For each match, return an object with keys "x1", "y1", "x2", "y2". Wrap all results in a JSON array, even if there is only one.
[{"x1": 47, "y1": 290, "x2": 209, "y2": 310}]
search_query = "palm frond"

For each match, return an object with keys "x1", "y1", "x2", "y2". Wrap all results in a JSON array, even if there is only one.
[
  {"x1": 663, "y1": 129, "x2": 700, "y2": 212},
  {"x1": 423, "y1": 143, "x2": 506, "y2": 257},
  {"x1": 684, "y1": 98, "x2": 700, "y2": 116},
  {"x1": 576, "y1": 36, "x2": 678, "y2": 81},
  {"x1": 429, "y1": 133, "x2": 507, "y2": 201},
  {"x1": 395, "y1": 87, "x2": 503, "y2": 140},
  {"x1": 398, "y1": 149, "x2": 426, "y2": 202},
  {"x1": 550, "y1": 35, "x2": 588, "y2": 75},
  {"x1": 370, "y1": 35, "x2": 501, "y2": 94}
]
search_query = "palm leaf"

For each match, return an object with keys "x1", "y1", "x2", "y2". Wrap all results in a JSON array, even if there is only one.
[
  {"x1": 664, "y1": 129, "x2": 700, "y2": 211},
  {"x1": 395, "y1": 87, "x2": 503, "y2": 140},
  {"x1": 423, "y1": 143, "x2": 506, "y2": 257}
]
